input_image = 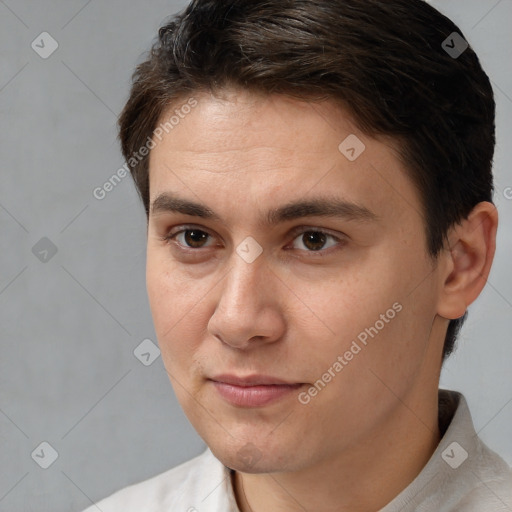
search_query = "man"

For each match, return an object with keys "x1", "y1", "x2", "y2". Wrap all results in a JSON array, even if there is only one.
[{"x1": 84, "y1": 0, "x2": 512, "y2": 510}]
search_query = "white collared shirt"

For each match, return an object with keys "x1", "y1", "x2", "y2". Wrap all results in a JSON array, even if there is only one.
[{"x1": 82, "y1": 390, "x2": 512, "y2": 511}]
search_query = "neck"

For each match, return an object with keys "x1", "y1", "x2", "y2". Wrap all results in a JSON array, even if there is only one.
[{"x1": 232, "y1": 389, "x2": 441, "y2": 512}]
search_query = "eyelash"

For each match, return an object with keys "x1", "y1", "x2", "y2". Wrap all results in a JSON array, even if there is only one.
[{"x1": 161, "y1": 225, "x2": 345, "y2": 257}]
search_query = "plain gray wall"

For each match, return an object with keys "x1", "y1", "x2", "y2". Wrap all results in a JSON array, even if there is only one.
[{"x1": 0, "y1": 1, "x2": 510, "y2": 510}]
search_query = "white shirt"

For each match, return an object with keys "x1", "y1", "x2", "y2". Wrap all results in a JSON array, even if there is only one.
[{"x1": 83, "y1": 390, "x2": 512, "y2": 511}]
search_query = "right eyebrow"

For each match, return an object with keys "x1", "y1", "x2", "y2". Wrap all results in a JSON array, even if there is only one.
[{"x1": 150, "y1": 193, "x2": 222, "y2": 221}]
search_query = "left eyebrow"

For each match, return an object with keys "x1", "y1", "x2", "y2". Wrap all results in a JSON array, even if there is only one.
[
  {"x1": 265, "y1": 197, "x2": 378, "y2": 226},
  {"x1": 150, "y1": 192, "x2": 378, "y2": 226}
]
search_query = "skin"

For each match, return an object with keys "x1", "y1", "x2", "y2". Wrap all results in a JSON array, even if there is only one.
[{"x1": 146, "y1": 88, "x2": 497, "y2": 512}]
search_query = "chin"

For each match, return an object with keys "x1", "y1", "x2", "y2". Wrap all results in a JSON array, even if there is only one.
[{"x1": 206, "y1": 435, "x2": 300, "y2": 474}]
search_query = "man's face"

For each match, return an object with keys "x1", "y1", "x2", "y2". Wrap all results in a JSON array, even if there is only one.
[{"x1": 146, "y1": 89, "x2": 445, "y2": 473}]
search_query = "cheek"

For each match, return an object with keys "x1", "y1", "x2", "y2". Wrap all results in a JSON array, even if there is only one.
[
  {"x1": 146, "y1": 256, "x2": 208, "y2": 361},
  {"x1": 147, "y1": 246, "x2": 197, "y2": 321},
  {"x1": 147, "y1": 267, "x2": 210, "y2": 410},
  {"x1": 312, "y1": 265, "x2": 397, "y2": 341},
  {"x1": 311, "y1": 251, "x2": 434, "y2": 367},
  {"x1": 337, "y1": 262, "x2": 439, "y2": 393}
]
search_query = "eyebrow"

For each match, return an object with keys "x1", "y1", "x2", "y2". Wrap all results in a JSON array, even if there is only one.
[{"x1": 150, "y1": 192, "x2": 378, "y2": 226}]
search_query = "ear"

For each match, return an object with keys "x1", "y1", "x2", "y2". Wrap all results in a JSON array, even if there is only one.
[{"x1": 436, "y1": 201, "x2": 498, "y2": 320}]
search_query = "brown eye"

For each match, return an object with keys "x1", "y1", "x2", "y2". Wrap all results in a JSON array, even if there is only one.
[
  {"x1": 290, "y1": 230, "x2": 340, "y2": 253},
  {"x1": 301, "y1": 231, "x2": 328, "y2": 251},
  {"x1": 166, "y1": 228, "x2": 214, "y2": 249},
  {"x1": 182, "y1": 229, "x2": 210, "y2": 248}
]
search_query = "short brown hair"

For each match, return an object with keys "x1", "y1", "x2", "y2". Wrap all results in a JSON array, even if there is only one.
[{"x1": 118, "y1": 0, "x2": 495, "y2": 362}]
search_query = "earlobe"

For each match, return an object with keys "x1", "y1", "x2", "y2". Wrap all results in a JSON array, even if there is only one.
[{"x1": 437, "y1": 201, "x2": 498, "y2": 320}]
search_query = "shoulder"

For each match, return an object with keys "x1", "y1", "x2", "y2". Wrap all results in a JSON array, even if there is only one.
[
  {"x1": 453, "y1": 473, "x2": 512, "y2": 511},
  {"x1": 451, "y1": 394, "x2": 512, "y2": 510},
  {"x1": 436, "y1": 392, "x2": 512, "y2": 510},
  {"x1": 81, "y1": 448, "x2": 232, "y2": 512},
  {"x1": 451, "y1": 441, "x2": 512, "y2": 511},
  {"x1": 382, "y1": 390, "x2": 512, "y2": 512}
]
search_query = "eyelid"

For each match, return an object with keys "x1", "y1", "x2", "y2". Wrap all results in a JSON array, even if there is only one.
[{"x1": 288, "y1": 224, "x2": 345, "y2": 240}]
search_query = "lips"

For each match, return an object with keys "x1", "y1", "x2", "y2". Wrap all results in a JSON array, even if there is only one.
[
  {"x1": 209, "y1": 374, "x2": 304, "y2": 407},
  {"x1": 210, "y1": 374, "x2": 299, "y2": 386}
]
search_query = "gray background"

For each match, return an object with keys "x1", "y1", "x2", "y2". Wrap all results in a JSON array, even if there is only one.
[{"x1": 0, "y1": 0, "x2": 510, "y2": 510}]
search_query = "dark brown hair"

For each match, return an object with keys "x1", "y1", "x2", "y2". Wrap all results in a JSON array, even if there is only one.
[{"x1": 118, "y1": 0, "x2": 495, "y2": 362}]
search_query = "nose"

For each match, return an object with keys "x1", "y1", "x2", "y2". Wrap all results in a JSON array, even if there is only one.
[{"x1": 207, "y1": 253, "x2": 286, "y2": 350}]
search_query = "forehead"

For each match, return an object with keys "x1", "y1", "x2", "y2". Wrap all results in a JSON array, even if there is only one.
[
  {"x1": 153, "y1": 89, "x2": 362, "y2": 157},
  {"x1": 147, "y1": 89, "x2": 422, "y2": 227}
]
